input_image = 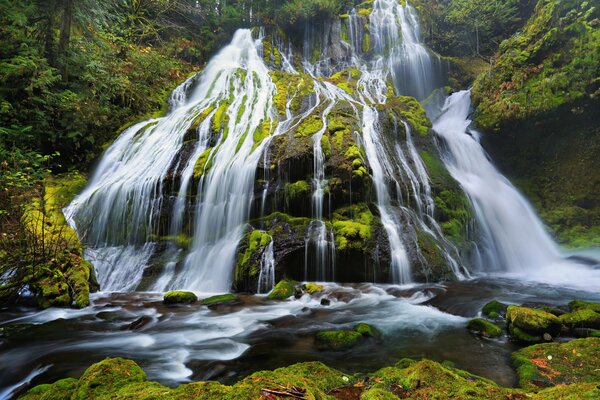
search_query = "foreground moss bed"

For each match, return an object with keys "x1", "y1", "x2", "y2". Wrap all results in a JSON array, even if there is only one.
[{"x1": 19, "y1": 338, "x2": 600, "y2": 399}]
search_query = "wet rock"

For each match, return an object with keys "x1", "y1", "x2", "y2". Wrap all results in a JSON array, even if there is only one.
[
  {"x1": 467, "y1": 318, "x2": 502, "y2": 338},
  {"x1": 569, "y1": 300, "x2": 600, "y2": 313},
  {"x1": 482, "y1": 300, "x2": 508, "y2": 319},
  {"x1": 267, "y1": 279, "x2": 297, "y2": 300},
  {"x1": 559, "y1": 308, "x2": 600, "y2": 330},
  {"x1": 315, "y1": 330, "x2": 363, "y2": 351},
  {"x1": 163, "y1": 291, "x2": 198, "y2": 305},
  {"x1": 320, "y1": 298, "x2": 331, "y2": 306},
  {"x1": 303, "y1": 283, "x2": 324, "y2": 294},
  {"x1": 506, "y1": 306, "x2": 561, "y2": 343},
  {"x1": 201, "y1": 293, "x2": 240, "y2": 307},
  {"x1": 354, "y1": 323, "x2": 381, "y2": 339},
  {"x1": 121, "y1": 315, "x2": 154, "y2": 331}
]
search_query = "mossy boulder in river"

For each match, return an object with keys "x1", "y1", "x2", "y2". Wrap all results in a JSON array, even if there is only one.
[
  {"x1": 315, "y1": 330, "x2": 363, "y2": 351},
  {"x1": 267, "y1": 279, "x2": 297, "y2": 300},
  {"x1": 163, "y1": 291, "x2": 198, "y2": 304},
  {"x1": 482, "y1": 300, "x2": 508, "y2": 319},
  {"x1": 513, "y1": 338, "x2": 600, "y2": 391},
  {"x1": 466, "y1": 318, "x2": 502, "y2": 338},
  {"x1": 507, "y1": 305, "x2": 561, "y2": 343}
]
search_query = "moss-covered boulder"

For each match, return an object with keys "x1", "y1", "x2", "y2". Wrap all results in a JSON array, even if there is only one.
[
  {"x1": 569, "y1": 300, "x2": 600, "y2": 313},
  {"x1": 163, "y1": 291, "x2": 198, "y2": 304},
  {"x1": 507, "y1": 306, "x2": 561, "y2": 343},
  {"x1": 201, "y1": 293, "x2": 240, "y2": 307},
  {"x1": 18, "y1": 378, "x2": 78, "y2": 400},
  {"x1": 303, "y1": 282, "x2": 324, "y2": 294},
  {"x1": 467, "y1": 318, "x2": 502, "y2": 338},
  {"x1": 513, "y1": 338, "x2": 600, "y2": 391},
  {"x1": 482, "y1": 300, "x2": 508, "y2": 319},
  {"x1": 71, "y1": 358, "x2": 147, "y2": 400},
  {"x1": 315, "y1": 330, "x2": 363, "y2": 351},
  {"x1": 267, "y1": 279, "x2": 297, "y2": 300},
  {"x1": 559, "y1": 309, "x2": 600, "y2": 330}
]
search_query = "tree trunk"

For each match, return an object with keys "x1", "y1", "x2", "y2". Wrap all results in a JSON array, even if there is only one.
[{"x1": 58, "y1": 0, "x2": 74, "y2": 80}]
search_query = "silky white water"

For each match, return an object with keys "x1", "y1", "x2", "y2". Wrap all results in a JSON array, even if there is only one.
[{"x1": 433, "y1": 90, "x2": 600, "y2": 290}]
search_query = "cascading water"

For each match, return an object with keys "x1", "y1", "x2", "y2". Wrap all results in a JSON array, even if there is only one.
[
  {"x1": 432, "y1": 90, "x2": 600, "y2": 288},
  {"x1": 433, "y1": 91, "x2": 561, "y2": 272},
  {"x1": 67, "y1": 29, "x2": 279, "y2": 292},
  {"x1": 369, "y1": 0, "x2": 447, "y2": 101}
]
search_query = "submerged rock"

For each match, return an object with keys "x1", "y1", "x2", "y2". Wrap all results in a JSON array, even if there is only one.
[
  {"x1": 201, "y1": 294, "x2": 240, "y2": 307},
  {"x1": 163, "y1": 291, "x2": 198, "y2": 305},
  {"x1": 315, "y1": 330, "x2": 363, "y2": 351},
  {"x1": 467, "y1": 318, "x2": 502, "y2": 338},
  {"x1": 354, "y1": 323, "x2": 381, "y2": 338}
]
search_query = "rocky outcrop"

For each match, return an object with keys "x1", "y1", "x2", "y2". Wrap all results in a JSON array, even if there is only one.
[{"x1": 472, "y1": 0, "x2": 600, "y2": 248}]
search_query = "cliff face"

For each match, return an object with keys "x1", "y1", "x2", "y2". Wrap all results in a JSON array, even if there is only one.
[{"x1": 472, "y1": 0, "x2": 600, "y2": 248}]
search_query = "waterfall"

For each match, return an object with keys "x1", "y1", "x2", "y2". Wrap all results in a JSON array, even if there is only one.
[
  {"x1": 67, "y1": 29, "x2": 278, "y2": 292},
  {"x1": 257, "y1": 240, "x2": 275, "y2": 294},
  {"x1": 432, "y1": 91, "x2": 561, "y2": 272},
  {"x1": 370, "y1": 0, "x2": 446, "y2": 100}
]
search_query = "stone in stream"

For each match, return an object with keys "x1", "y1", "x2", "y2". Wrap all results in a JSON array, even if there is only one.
[
  {"x1": 121, "y1": 316, "x2": 154, "y2": 331},
  {"x1": 267, "y1": 279, "x2": 297, "y2": 300},
  {"x1": 320, "y1": 298, "x2": 331, "y2": 306},
  {"x1": 163, "y1": 291, "x2": 198, "y2": 305},
  {"x1": 506, "y1": 306, "x2": 561, "y2": 343},
  {"x1": 201, "y1": 293, "x2": 240, "y2": 308},
  {"x1": 466, "y1": 318, "x2": 502, "y2": 338},
  {"x1": 481, "y1": 300, "x2": 508, "y2": 319}
]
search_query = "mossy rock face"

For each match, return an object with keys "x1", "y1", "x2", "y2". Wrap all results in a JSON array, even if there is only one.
[
  {"x1": 267, "y1": 279, "x2": 297, "y2": 300},
  {"x1": 559, "y1": 309, "x2": 600, "y2": 330},
  {"x1": 234, "y1": 229, "x2": 272, "y2": 292},
  {"x1": 201, "y1": 293, "x2": 240, "y2": 307},
  {"x1": 467, "y1": 318, "x2": 503, "y2": 338},
  {"x1": 14, "y1": 174, "x2": 98, "y2": 309},
  {"x1": 507, "y1": 306, "x2": 561, "y2": 342},
  {"x1": 71, "y1": 358, "x2": 147, "y2": 400},
  {"x1": 482, "y1": 300, "x2": 508, "y2": 319},
  {"x1": 513, "y1": 338, "x2": 600, "y2": 391},
  {"x1": 163, "y1": 291, "x2": 198, "y2": 304},
  {"x1": 315, "y1": 330, "x2": 363, "y2": 351}
]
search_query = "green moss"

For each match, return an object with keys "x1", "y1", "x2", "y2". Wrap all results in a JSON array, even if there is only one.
[
  {"x1": 321, "y1": 134, "x2": 331, "y2": 158},
  {"x1": 201, "y1": 293, "x2": 240, "y2": 306},
  {"x1": 513, "y1": 338, "x2": 600, "y2": 391},
  {"x1": 71, "y1": 358, "x2": 146, "y2": 400},
  {"x1": 193, "y1": 148, "x2": 214, "y2": 179},
  {"x1": 234, "y1": 229, "x2": 272, "y2": 289},
  {"x1": 315, "y1": 330, "x2": 363, "y2": 351},
  {"x1": 534, "y1": 383, "x2": 600, "y2": 400},
  {"x1": 362, "y1": 32, "x2": 371, "y2": 53},
  {"x1": 368, "y1": 359, "x2": 522, "y2": 399},
  {"x1": 507, "y1": 306, "x2": 561, "y2": 342},
  {"x1": 569, "y1": 300, "x2": 600, "y2": 313},
  {"x1": 482, "y1": 300, "x2": 508, "y2": 318},
  {"x1": 267, "y1": 279, "x2": 297, "y2": 300},
  {"x1": 472, "y1": 0, "x2": 600, "y2": 131},
  {"x1": 304, "y1": 282, "x2": 324, "y2": 294},
  {"x1": 379, "y1": 96, "x2": 431, "y2": 136},
  {"x1": 559, "y1": 309, "x2": 600, "y2": 329},
  {"x1": 360, "y1": 388, "x2": 398, "y2": 399},
  {"x1": 332, "y1": 204, "x2": 374, "y2": 252},
  {"x1": 467, "y1": 318, "x2": 502, "y2": 337},
  {"x1": 284, "y1": 180, "x2": 310, "y2": 201},
  {"x1": 295, "y1": 115, "x2": 323, "y2": 138},
  {"x1": 354, "y1": 323, "x2": 381, "y2": 338},
  {"x1": 18, "y1": 378, "x2": 78, "y2": 400},
  {"x1": 163, "y1": 291, "x2": 198, "y2": 304}
]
